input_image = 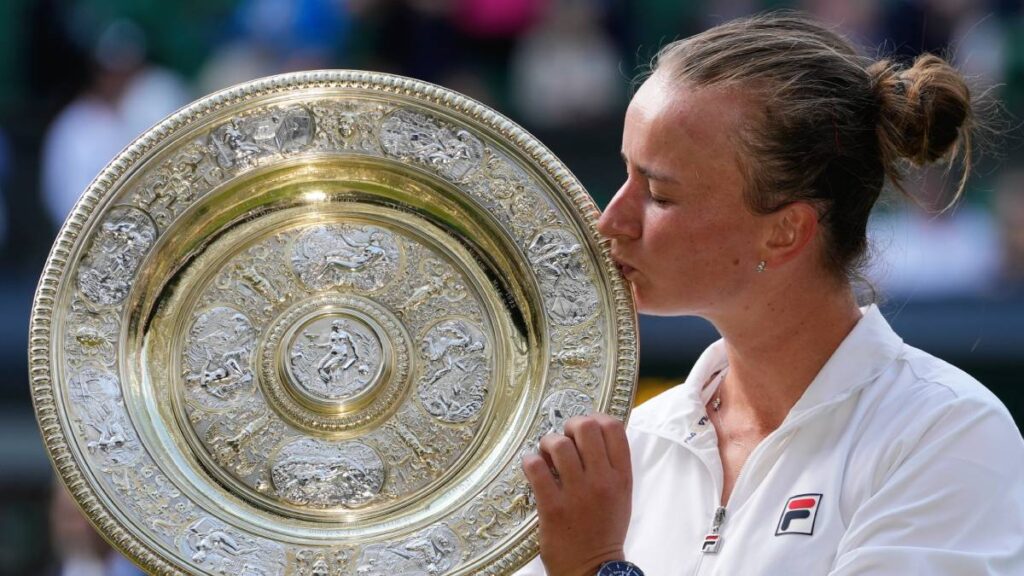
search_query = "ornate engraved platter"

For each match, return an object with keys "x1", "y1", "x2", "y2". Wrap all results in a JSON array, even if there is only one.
[{"x1": 29, "y1": 70, "x2": 637, "y2": 575}]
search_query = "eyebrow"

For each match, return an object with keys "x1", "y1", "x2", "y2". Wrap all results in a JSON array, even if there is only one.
[{"x1": 621, "y1": 151, "x2": 679, "y2": 184}]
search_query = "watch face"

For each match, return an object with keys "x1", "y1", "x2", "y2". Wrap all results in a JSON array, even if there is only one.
[{"x1": 599, "y1": 561, "x2": 645, "y2": 576}]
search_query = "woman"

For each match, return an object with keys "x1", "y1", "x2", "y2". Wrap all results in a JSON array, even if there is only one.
[{"x1": 517, "y1": 12, "x2": 1024, "y2": 576}]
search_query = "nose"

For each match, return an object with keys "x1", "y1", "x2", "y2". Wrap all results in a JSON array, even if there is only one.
[{"x1": 597, "y1": 179, "x2": 642, "y2": 240}]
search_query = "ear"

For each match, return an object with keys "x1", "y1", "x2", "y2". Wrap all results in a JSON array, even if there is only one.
[{"x1": 762, "y1": 202, "x2": 819, "y2": 268}]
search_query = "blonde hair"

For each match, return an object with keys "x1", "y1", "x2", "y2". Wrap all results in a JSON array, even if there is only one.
[{"x1": 653, "y1": 12, "x2": 974, "y2": 280}]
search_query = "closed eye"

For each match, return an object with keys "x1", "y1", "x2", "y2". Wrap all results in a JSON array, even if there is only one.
[
  {"x1": 621, "y1": 151, "x2": 679, "y2": 185},
  {"x1": 650, "y1": 194, "x2": 673, "y2": 207}
]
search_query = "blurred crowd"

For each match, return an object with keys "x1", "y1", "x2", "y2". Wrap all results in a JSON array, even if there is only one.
[
  {"x1": 0, "y1": 0, "x2": 1018, "y2": 293},
  {"x1": 1, "y1": 0, "x2": 1023, "y2": 573}
]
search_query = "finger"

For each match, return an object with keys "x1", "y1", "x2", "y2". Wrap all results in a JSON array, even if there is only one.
[
  {"x1": 593, "y1": 414, "x2": 631, "y2": 473},
  {"x1": 539, "y1": 433, "x2": 583, "y2": 485},
  {"x1": 522, "y1": 453, "x2": 559, "y2": 511},
  {"x1": 563, "y1": 415, "x2": 611, "y2": 473}
]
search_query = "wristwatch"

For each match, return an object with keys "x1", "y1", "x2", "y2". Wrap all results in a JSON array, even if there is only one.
[{"x1": 596, "y1": 560, "x2": 645, "y2": 576}]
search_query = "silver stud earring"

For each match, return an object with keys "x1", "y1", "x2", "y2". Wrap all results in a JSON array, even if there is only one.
[{"x1": 756, "y1": 260, "x2": 767, "y2": 273}]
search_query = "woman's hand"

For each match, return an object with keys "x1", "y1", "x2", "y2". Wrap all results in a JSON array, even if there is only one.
[{"x1": 522, "y1": 414, "x2": 633, "y2": 576}]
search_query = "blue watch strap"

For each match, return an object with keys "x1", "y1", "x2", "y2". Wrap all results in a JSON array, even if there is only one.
[{"x1": 596, "y1": 560, "x2": 644, "y2": 576}]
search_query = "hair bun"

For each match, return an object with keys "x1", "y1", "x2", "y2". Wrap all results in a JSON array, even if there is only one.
[{"x1": 870, "y1": 54, "x2": 972, "y2": 167}]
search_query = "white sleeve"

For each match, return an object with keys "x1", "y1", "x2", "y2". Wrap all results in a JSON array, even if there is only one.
[
  {"x1": 512, "y1": 555, "x2": 547, "y2": 575},
  {"x1": 829, "y1": 396, "x2": 1024, "y2": 575}
]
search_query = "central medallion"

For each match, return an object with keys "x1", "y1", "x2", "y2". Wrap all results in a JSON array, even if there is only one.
[
  {"x1": 259, "y1": 294, "x2": 411, "y2": 433},
  {"x1": 285, "y1": 314, "x2": 384, "y2": 405}
]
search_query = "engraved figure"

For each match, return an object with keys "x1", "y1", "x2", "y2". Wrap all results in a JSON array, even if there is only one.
[
  {"x1": 311, "y1": 100, "x2": 386, "y2": 153},
  {"x1": 293, "y1": 549, "x2": 351, "y2": 576},
  {"x1": 105, "y1": 462, "x2": 197, "y2": 539},
  {"x1": 211, "y1": 106, "x2": 313, "y2": 169},
  {"x1": 417, "y1": 319, "x2": 490, "y2": 423},
  {"x1": 183, "y1": 307, "x2": 256, "y2": 408},
  {"x1": 190, "y1": 525, "x2": 258, "y2": 563},
  {"x1": 528, "y1": 229, "x2": 599, "y2": 326},
  {"x1": 455, "y1": 478, "x2": 535, "y2": 548},
  {"x1": 402, "y1": 259, "x2": 467, "y2": 311},
  {"x1": 204, "y1": 407, "x2": 285, "y2": 478},
  {"x1": 171, "y1": 142, "x2": 224, "y2": 189},
  {"x1": 356, "y1": 526, "x2": 461, "y2": 576},
  {"x1": 196, "y1": 351, "x2": 248, "y2": 399},
  {"x1": 180, "y1": 518, "x2": 281, "y2": 574},
  {"x1": 239, "y1": 268, "x2": 283, "y2": 307},
  {"x1": 314, "y1": 232, "x2": 387, "y2": 277},
  {"x1": 271, "y1": 439, "x2": 384, "y2": 508},
  {"x1": 540, "y1": 389, "x2": 594, "y2": 435},
  {"x1": 380, "y1": 109, "x2": 484, "y2": 181},
  {"x1": 132, "y1": 142, "x2": 223, "y2": 228},
  {"x1": 316, "y1": 319, "x2": 360, "y2": 381},
  {"x1": 288, "y1": 316, "x2": 383, "y2": 400},
  {"x1": 291, "y1": 224, "x2": 399, "y2": 291},
  {"x1": 215, "y1": 123, "x2": 262, "y2": 167},
  {"x1": 473, "y1": 148, "x2": 531, "y2": 221},
  {"x1": 211, "y1": 240, "x2": 295, "y2": 318},
  {"x1": 375, "y1": 407, "x2": 476, "y2": 498},
  {"x1": 77, "y1": 206, "x2": 158, "y2": 306},
  {"x1": 383, "y1": 418, "x2": 438, "y2": 486},
  {"x1": 68, "y1": 368, "x2": 139, "y2": 465},
  {"x1": 464, "y1": 146, "x2": 557, "y2": 242}
]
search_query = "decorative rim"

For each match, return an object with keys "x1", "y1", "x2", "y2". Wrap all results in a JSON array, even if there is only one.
[{"x1": 29, "y1": 69, "x2": 638, "y2": 575}]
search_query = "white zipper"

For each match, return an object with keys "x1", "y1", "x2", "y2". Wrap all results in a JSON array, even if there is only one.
[
  {"x1": 686, "y1": 373, "x2": 854, "y2": 576},
  {"x1": 689, "y1": 410, "x2": 805, "y2": 575}
]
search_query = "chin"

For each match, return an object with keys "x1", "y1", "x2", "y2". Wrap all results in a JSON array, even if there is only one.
[
  {"x1": 634, "y1": 289, "x2": 706, "y2": 318},
  {"x1": 635, "y1": 298, "x2": 691, "y2": 318},
  {"x1": 638, "y1": 307, "x2": 694, "y2": 318}
]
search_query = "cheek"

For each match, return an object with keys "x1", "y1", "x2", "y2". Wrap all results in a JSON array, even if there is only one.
[{"x1": 646, "y1": 210, "x2": 752, "y2": 275}]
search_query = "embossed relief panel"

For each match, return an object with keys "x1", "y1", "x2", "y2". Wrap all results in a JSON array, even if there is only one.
[
  {"x1": 169, "y1": 215, "x2": 496, "y2": 516},
  {"x1": 34, "y1": 71, "x2": 636, "y2": 576}
]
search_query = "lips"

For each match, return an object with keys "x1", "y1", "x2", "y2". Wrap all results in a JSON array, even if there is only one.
[{"x1": 611, "y1": 254, "x2": 636, "y2": 278}]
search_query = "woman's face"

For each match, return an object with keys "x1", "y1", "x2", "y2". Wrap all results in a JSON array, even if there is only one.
[{"x1": 598, "y1": 75, "x2": 769, "y2": 317}]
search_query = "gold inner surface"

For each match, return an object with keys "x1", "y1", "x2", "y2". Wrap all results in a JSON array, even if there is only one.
[{"x1": 127, "y1": 158, "x2": 541, "y2": 527}]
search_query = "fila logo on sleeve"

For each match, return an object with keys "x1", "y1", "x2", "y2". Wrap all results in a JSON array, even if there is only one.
[{"x1": 775, "y1": 494, "x2": 822, "y2": 536}]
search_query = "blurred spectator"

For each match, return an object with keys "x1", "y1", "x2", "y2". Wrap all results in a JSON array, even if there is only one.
[
  {"x1": 994, "y1": 167, "x2": 1024, "y2": 290},
  {"x1": 867, "y1": 171, "x2": 1001, "y2": 299},
  {"x1": 46, "y1": 483, "x2": 143, "y2": 576},
  {"x1": 455, "y1": 0, "x2": 545, "y2": 38},
  {"x1": 454, "y1": 0, "x2": 548, "y2": 100},
  {"x1": 40, "y1": 18, "x2": 190, "y2": 229},
  {"x1": 929, "y1": 0, "x2": 1005, "y2": 87},
  {"x1": 198, "y1": 0, "x2": 350, "y2": 94},
  {"x1": 0, "y1": 128, "x2": 9, "y2": 252},
  {"x1": 800, "y1": 0, "x2": 885, "y2": 47},
  {"x1": 510, "y1": 0, "x2": 621, "y2": 128}
]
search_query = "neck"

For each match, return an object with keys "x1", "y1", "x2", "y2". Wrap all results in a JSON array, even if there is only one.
[{"x1": 709, "y1": 275, "x2": 861, "y2": 434}]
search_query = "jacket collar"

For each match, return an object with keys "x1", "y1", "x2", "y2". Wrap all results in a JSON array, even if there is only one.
[
  {"x1": 786, "y1": 304, "x2": 903, "y2": 419},
  {"x1": 630, "y1": 305, "x2": 904, "y2": 444}
]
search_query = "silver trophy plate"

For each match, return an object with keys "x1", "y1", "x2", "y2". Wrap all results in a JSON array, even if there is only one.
[{"x1": 29, "y1": 70, "x2": 637, "y2": 575}]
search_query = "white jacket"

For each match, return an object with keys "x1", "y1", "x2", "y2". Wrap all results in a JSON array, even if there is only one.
[{"x1": 516, "y1": 305, "x2": 1024, "y2": 575}]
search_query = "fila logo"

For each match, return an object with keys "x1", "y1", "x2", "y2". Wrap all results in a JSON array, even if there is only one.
[
  {"x1": 775, "y1": 493, "x2": 822, "y2": 536},
  {"x1": 700, "y1": 534, "x2": 721, "y2": 553}
]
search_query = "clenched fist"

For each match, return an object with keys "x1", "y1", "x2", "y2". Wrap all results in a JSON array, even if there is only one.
[{"x1": 522, "y1": 414, "x2": 633, "y2": 576}]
